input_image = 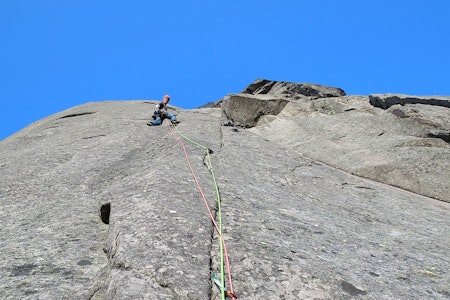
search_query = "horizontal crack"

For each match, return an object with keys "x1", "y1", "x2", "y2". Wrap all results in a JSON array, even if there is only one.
[{"x1": 59, "y1": 112, "x2": 96, "y2": 119}]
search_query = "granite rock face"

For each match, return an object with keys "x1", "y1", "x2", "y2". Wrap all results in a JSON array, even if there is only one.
[
  {"x1": 1, "y1": 80, "x2": 450, "y2": 299},
  {"x1": 246, "y1": 94, "x2": 450, "y2": 203},
  {"x1": 217, "y1": 80, "x2": 450, "y2": 202},
  {"x1": 220, "y1": 94, "x2": 289, "y2": 128}
]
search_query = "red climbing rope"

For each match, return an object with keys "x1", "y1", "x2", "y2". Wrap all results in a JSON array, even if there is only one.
[{"x1": 168, "y1": 125, "x2": 236, "y2": 299}]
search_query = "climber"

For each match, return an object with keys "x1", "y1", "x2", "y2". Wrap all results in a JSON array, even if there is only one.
[{"x1": 147, "y1": 94, "x2": 180, "y2": 126}]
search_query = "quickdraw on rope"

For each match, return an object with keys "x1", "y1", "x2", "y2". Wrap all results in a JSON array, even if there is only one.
[
  {"x1": 212, "y1": 272, "x2": 238, "y2": 299},
  {"x1": 167, "y1": 124, "x2": 237, "y2": 300}
]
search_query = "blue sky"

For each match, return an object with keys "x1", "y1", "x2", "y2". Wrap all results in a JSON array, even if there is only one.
[{"x1": 1, "y1": 1, "x2": 450, "y2": 140}]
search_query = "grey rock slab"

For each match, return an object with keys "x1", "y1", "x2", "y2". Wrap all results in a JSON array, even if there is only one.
[
  {"x1": 384, "y1": 103, "x2": 450, "y2": 143},
  {"x1": 215, "y1": 126, "x2": 450, "y2": 299},
  {"x1": 0, "y1": 100, "x2": 222, "y2": 299},
  {"x1": 250, "y1": 96, "x2": 450, "y2": 202},
  {"x1": 1, "y1": 97, "x2": 450, "y2": 299},
  {"x1": 94, "y1": 108, "x2": 226, "y2": 299},
  {"x1": 220, "y1": 94, "x2": 290, "y2": 128}
]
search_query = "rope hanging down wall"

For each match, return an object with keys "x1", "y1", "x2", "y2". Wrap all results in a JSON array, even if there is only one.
[{"x1": 168, "y1": 124, "x2": 237, "y2": 300}]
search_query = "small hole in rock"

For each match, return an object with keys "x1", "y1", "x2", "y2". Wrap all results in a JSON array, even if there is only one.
[{"x1": 100, "y1": 203, "x2": 111, "y2": 224}]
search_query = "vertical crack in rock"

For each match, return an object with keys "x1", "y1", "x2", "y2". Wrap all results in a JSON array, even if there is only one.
[
  {"x1": 208, "y1": 213, "x2": 217, "y2": 300},
  {"x1": 87, "y1": 285, "x2": 103, "y2": 300},
  {"x1": 89, "y1": 203, "x2": 115, "y2": 299},
  {"x1": 208, "y1": 196, "x2": 224, "y2": 300},
  {"x1": 219, "y1": 125, "x2": 225, "y2": 148},
  {"x1": 102, "y1": 231, "x2": 122, "y2": 269},
  {"x1": 200, "y1": 142, "x2": 221, "y2": 300}
]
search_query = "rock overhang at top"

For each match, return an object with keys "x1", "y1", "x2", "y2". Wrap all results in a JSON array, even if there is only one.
[
  {"x1": 241, "y1": 78, "x2": 346, "y2": 99},
  {"x1": 215, "y1": 79, "x2": 347, "y2": 128}
]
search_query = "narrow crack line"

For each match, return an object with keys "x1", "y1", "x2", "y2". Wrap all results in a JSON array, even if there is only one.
[
  {"x1": 208, "y1": 208, "x2": 219, "y2": 300},
  {"x1": 302, "y1": 153, "x2": 443, "y2": 202},
  {"x1": 290, "y1": 163, "x2": 313, "y2": 172},
  {"x1": 219, "y1": 122, "x2": 225, "y2": 148},
  {"x1": 169, "y1": 124, "x2": 227, "y2": 299},
  {"x1": 200, "y1": 140, "x2": 220, "y2": 300},
  {"x1": 87, "y1": 285, "x2": 102, "y2": 300},
  {"x1": 82, "y1": 134, "x2": 106, "y2": 140},
  {"x1": 203, "y1": 153, "x2": 210, "y2": 169},
  {"x1": 109, "y1": 231, "x2": 120, "y2": 260}
]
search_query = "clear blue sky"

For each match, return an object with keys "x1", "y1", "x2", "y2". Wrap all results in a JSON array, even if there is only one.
[{"x1": 1, "y1": 1, "x2": 450, "y2": 140}]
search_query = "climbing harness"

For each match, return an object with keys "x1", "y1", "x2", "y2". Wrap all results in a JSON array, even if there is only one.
[{"x1": 168, "y1": 124, "x2": 237, "y2": 300}]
